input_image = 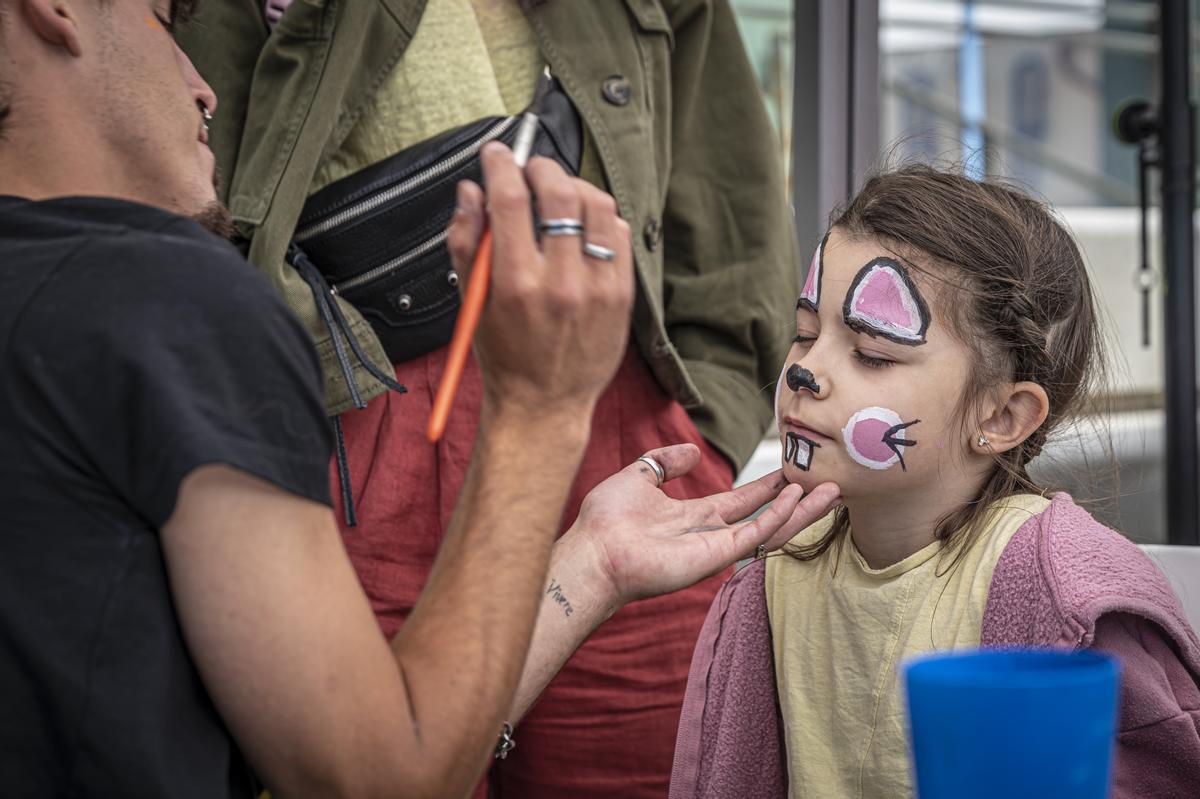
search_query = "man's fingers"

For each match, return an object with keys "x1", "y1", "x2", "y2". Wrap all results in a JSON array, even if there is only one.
[
  {"x1": 526, "y1": 157, "x2": 585, "y2": 270},
  {"x1": 628, "y1": 443, "x2": 701, "y2": 487},
  {"x1": 576, "y1": 179, "x2": 619, "y2": 267},
  {"x1": 709, "y1": 469, "x2": 789, "y2": 524},
  {"x1": 446, "y1": 180, "x2": 487, "y2": 286},
  {"x1": 749, "y1": 481, "x2": 842, "y2": 554},
  {"x1": 479, "y1": 142, "x2": 537, "y2": 281},
  {"x1": 679, "y1": 483, "x2": 806, "y2": 576}
]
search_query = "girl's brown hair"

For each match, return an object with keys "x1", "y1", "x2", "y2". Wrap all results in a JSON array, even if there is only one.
[{"x1": 790, "y1": 164, "x2": 1106, "y2": 562}]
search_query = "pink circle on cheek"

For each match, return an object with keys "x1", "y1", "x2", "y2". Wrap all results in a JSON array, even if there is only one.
[{"x1": 851, "y1": 418, "x2": 895, "y2": 463}]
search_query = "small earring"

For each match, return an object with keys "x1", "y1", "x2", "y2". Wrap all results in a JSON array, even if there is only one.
[{"x1": 977, "y1": 434, "x2": 990, "y2": 448}]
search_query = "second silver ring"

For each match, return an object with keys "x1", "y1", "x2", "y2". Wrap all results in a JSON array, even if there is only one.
[{"x1": 582, "y1": 242, "x2": 617, "y2": 262}]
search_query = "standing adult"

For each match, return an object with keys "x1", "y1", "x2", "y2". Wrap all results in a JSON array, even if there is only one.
[
  {"x1": 0, "y1": 0, "x2": 839, "y2": 796},
  {"x1": 178, "y1": 2, "x2": 797, "y2": 794}
]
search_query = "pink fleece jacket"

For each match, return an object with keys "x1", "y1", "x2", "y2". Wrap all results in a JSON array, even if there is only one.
[{"x1": 668, "y1": 493, "x2": 1200, "y2": 799}]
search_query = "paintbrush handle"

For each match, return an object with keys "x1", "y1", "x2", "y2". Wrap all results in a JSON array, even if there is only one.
[
  {"x1": 426, "y1": 90, "x2": 543, "y2": 442},
  {"x1": 427, "y1": 228, "x2": 492, "y2": 442}
]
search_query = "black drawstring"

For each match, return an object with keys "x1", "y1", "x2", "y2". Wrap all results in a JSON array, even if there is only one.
[
  {"x1": 287, "y1": 243, "x2": 407, "y2": 527},
  {"x1": 331, "y1": 415, "x2": 357, "y2": 527}
]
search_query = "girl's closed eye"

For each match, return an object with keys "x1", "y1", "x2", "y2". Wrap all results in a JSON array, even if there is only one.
[{"x1": 853, "y1": 349, "x2": 895, "y2": 369}]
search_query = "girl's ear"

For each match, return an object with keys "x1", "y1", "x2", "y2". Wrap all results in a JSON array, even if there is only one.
[{"x1": 975, "y1": 381, "x2": 1049, "y2": 455}]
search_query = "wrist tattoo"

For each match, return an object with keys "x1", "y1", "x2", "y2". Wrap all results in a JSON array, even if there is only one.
[{"x1": 546, "y1": 578, "x2": 574, "y2": 618}]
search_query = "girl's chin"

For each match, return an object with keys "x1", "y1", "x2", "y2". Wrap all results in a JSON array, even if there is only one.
[{"x1": 781, "y1": 462, "x2": 824, "y2": 491}]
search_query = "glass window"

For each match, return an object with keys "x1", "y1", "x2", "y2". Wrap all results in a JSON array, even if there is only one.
[
  {"x1": 879, "y1": 0, "x2": 1194, "y2": 542},
  {"x1": 731, "y1": 1, "x2": 795, "y2": 192}
]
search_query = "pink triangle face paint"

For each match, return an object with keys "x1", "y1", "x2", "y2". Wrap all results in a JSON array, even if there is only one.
[
  {"x1": 842, "y1": 257, "x2": 931, "y2": 346},
  {"x1": 797, "y1": 231, "x2": 828, "y2": 314},
  {"x1": 842, "y1": 407, "x2": 921, "y2": 471}
]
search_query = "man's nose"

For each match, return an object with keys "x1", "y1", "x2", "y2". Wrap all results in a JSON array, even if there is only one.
[{"x1": 177, "y1": 44, "x2": 218, "y2": 117}]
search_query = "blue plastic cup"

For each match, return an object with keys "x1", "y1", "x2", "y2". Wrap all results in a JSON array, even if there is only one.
[{"x1": 902, "y1": 649, "x2": 1121, "y2": 799}]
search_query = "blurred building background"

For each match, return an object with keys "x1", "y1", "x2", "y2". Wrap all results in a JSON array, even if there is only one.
[{"x1": 728, "y1": 0, "x2": 1199, "y2": 543}]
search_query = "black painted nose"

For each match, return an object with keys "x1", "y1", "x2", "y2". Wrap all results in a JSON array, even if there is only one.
[{"x1": 785, "y1": 363, "x2": 820, "y2": 394}]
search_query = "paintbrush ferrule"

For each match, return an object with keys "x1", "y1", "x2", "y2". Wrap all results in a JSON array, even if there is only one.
[{"x1": 511, "y1": 112, "x2": 539, "y2": 168}]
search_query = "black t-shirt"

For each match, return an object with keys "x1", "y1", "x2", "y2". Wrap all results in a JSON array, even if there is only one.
[{"x1": 0, "y1": 196, "x2": 333, "y2": 797}]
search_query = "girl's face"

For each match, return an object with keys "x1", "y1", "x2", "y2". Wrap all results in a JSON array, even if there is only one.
[{"x1": 776, "y1": 227, "x2": 975, "y2": 500}]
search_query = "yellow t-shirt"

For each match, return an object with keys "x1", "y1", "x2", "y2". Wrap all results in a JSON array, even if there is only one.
[
  {"x1": 765, "y1": 494, "x2": 1051, "y2": 799},
  {"x1": 312, "y1": 0, "x2": 602, "y2": 192}
]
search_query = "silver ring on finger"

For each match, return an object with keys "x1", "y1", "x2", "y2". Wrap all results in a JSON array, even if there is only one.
[
  {"x1": 636, "y1": 455, "x2": 665, "y2": 488},
  {"x1": 538, "y1": 218, "x2": 584, "y2": 237},
  {"x1": 755, "y1": 544, "x2": 767, "y2": 560},
  {"x1": 582, "y1": 241, "x2": 617, "y2": 262}
]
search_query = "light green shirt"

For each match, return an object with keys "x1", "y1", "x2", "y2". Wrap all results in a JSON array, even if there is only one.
[
  {"x1": 313, "y1": 0, "x2": 601, "y2": 192},
  {"x1": 766, "y1": 494, "x2": 1052, "y2": 799}
]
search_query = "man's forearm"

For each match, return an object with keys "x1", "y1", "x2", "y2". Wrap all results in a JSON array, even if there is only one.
[
  {"x1": 506, "y1": 531, "x2": 618, "y2": 724},
  {"x1": 387, "y1": 399, "x2": 591, "y2": 795}
]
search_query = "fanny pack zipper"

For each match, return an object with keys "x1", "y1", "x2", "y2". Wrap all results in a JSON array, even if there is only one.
[
  {"x1": 330, "y1": 230, "x2": 448, "y2": 295},
  {"x1": 295, "y1": 114, "x2": 519, "y2": 244}
]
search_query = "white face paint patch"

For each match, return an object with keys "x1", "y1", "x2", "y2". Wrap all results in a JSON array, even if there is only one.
[
  {"x1": 784, "y1": 432, "x2": 819, "y2": 470},
  {"x1": 842, "y1": 257, "x2": 931, "y2": 345},
  {"x1": 842, "y1": 407, "x2": 921, "y2": 471},
  {"x1": 774, "y1": 361, "x2": 786, "y2": 426},
  {"x1": 797, "y1": 233, "x2": 827, "y2": 313}
]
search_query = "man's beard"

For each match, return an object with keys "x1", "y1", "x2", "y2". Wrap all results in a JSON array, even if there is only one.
[
  {"x1": 191, "y1": 167, "x2": 237, "y2": 240},
  {"x1": 191, "y1": 200, "x2": 237, "y2": 240}
]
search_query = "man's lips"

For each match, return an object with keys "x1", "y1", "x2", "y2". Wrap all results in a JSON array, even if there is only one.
[{"x1": 782, "y1": 417, "x2": 831, "y2": 441}]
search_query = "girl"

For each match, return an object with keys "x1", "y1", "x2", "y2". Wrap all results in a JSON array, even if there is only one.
[{"x1": 668, "y1": 165, "x2": 1200, "y2": 799}]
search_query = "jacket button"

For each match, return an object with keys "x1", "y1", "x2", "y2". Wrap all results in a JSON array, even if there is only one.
[
  {"x1": 602, "y1": 76, "x2": 632, "y2": 106},
  {"x1": 643, "y1": 218, "x2": 662, "y2": 252},
  {"x1": 395, "y1": 294, "x2": 413, "y2": 312}
]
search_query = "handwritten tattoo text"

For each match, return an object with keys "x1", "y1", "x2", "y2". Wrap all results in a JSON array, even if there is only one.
[{"x1": 547, "y1": 578, "x2": 574, "y2": 618}]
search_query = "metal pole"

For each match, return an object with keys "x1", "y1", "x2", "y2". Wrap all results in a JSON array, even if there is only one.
[{"x1": 1159, "y1": 0, "x2": 1198, "y2": 545}]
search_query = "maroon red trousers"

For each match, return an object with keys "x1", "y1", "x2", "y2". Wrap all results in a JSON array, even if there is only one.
[{"x1": 331, "y1": 344, "x2": 733, "y2": 798}]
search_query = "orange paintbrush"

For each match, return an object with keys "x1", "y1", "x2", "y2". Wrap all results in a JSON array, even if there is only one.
[{"x1": 427, "y1": 74, "x2": 546, "y2": 442}]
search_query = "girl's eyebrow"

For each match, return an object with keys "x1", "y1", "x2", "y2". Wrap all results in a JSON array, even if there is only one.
[{"x1": 841, "y1": 257, "x2": 931, "y2": 346}]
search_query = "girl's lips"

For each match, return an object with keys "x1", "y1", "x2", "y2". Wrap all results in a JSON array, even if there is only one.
[{"x1": 783, "y1": 418, "x2": 831, "y2": 441}]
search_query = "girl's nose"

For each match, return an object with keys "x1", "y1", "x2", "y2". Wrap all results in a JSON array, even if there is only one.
[{"x1": 786, "y1": 363, "x2": 822, "y2": 396}]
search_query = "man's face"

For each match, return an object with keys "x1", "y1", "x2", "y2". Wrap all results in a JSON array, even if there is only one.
[
  {"x1": 92, "y1": 1, "x2": 218, "y2": 215},
  {"x1": 775, "y1": 226, "x2": 975, "y2": 502}
]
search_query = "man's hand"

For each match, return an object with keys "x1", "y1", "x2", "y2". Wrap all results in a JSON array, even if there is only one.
[
  {"x1": 569, "y1": 443, "x2": 841, "y2": 608},
  {"x1": 508, "y1": 444, "x2": 840, "y2": 722},
  {"x1": 447, "y1": 143, "x2": 635, "y2": 418},
  {"x1": 168, "y1": 146, "x2": 637, "y2": 799}
]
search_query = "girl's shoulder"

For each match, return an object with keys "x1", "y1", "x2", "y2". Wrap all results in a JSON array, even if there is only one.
[{"x1": 985, "y1": 493, "x2": 1198, "y2": 659}]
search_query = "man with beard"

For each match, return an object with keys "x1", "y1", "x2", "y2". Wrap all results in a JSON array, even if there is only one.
[
  {"x1": 179, "y1": 4, "x2": 799, "y2": 793},
  {"x1": 0, "y1": 1, "x2": 839, "y2": 796}
]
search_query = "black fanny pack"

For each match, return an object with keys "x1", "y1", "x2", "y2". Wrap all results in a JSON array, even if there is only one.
[{"x1": 290, "y1": 79, "x2": 583, "y2": 366}]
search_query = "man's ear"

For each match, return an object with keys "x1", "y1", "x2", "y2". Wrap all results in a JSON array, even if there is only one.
[
  {"x1": 974, "y1": 381, "x2": 1050, "y2": 455},
  {"x1": 21, "y1": 0, "x2": 83, "y2": 57}
]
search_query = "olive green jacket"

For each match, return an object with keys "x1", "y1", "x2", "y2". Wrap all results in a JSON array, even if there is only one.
[{"x1": 178, "y1": 0, "x2": 797, "y2": 468}]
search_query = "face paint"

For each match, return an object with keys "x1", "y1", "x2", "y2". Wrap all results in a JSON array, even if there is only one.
[
  {"x1": 842, "y1": 257, "x2": 931, "y2": 346},
  {"x1": 842, "y1": 407, "x2": 921, "y2": 471},
  {"x1": 784, "y1": 432, "x2": 820, "y2": 471},
  {"x1": 774, "y1": 362, "x2": 786, "y2": 425},
  {"x1": 785, "y1": 363, "x2": 820, "y2": 394},
  {"x1": 797, "y1": 231, "x2": 828, "y2": 313}
]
